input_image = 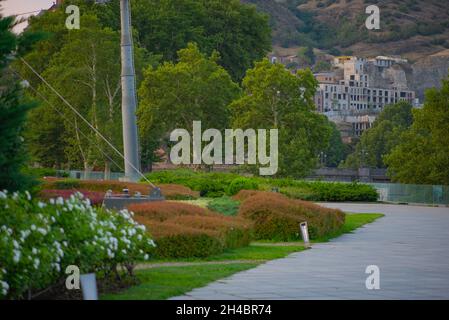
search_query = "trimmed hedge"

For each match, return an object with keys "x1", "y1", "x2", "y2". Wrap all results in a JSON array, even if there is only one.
[
  {"x1": 227, "y1": 177, "x2": 258, "y2": 196},
  {"x1": 145, "y1": 169, "x2": 378, "y2": 202},
  {"x1": 278, "y1": 181, "x2": 378, "y2": 202},
  {"x1": 128, "y1": 202, "x2": 252, "y2": 259},
  {"x1": 41, "y1": 179, "x2": 199, "y2": 200},
  {"x1": 38, "y1": 189, "x2": 105, "y2": 206},
  {"x1": 22, "y1": 168, "x2": 69, "y2": 179},
  {"x1": 145, "y1": 169, "x2": 240, "y2": 198},
  {"x1": 236, "y1": 191, "x2": 345, "y2": 241}
]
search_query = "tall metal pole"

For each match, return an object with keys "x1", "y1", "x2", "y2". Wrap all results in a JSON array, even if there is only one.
[{"x1": 120, "y1": 0, "x2": 140, "y2": 181}]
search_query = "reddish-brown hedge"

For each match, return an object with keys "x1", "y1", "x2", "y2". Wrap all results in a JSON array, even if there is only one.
[
  {"x1": 129, "y1": 202, "x2": 252, "y2": 258},
  {"x1": 232, "y1": 190, "x2": 261, "y2": 202},
  {"x1": 38, "y1": 189, "x2": 105, "y2": 206},
  {"x1": 42, "y1": 179, "x2": 198, "y2": 200},
  {"x1": 237, "y1": 191, "x2": 345, "y2": 241}
]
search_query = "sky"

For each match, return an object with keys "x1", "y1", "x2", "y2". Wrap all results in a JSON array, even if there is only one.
[{"x1": 1, "y1": 0, "x2": 55, "y2": 32}]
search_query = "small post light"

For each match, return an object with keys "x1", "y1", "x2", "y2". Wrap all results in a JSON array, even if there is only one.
[
  {"x1": 123, "y1": 188, "x2": 130, "y2": 198},
  {"x1": 300, "y1": 222, "x2": 311, "y2": 248}
]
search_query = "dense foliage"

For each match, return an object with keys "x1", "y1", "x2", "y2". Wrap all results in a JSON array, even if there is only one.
[
  {"x1": 385, "y1": 77, "x2": 449, "y2": 185},
  {"x1": 227, "y1": 177, "x2": 259, "y2": 196},
  {"x1": 145, "y1": 169, "x2": 378, "y2": 202},
  {"x1": 97, "y1": 0, "x2": 272, "y2": 81},
  {"x1": 344, "y1": 102, "x2": 414, "y2": 169},
  {"x1": 0, "y1": 15, "x2": 36, "y2": 191},
  {"x1": 137, "y1": 43, "x2": 241, "y2": 167},
  {"x1": 145, "y1": 169, "x2": 240, "y2": 198},
  {"x1": 0, "y1": 191, "x2": 154, "y2": 299},
  {"x1": 230, "y1": 59, "x2": 334, "y2": 177}
]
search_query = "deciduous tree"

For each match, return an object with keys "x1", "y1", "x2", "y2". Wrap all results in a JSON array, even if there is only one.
[
  {"x1": 230, "y1": 59, "x2": 332, "y2": 177},
  {"x1": 385, "y1": 79, "x2": 449, "y2": 185},
  {"x1": 137, "y1": 43, "x2": 241, "y2": 166},
  {"x1": 344, "y1": 101, "x2": 414, "y2": 168}
]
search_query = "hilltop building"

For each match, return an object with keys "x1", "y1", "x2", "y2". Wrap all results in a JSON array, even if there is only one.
[{"x1": 314, "y1": 56, "x2": 419, "y2": 140}]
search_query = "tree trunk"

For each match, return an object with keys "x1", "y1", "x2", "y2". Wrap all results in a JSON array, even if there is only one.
[
  {"x1": 83, "y1": 161, "x2": 93, "y2": 180},
  {"x1": 104, "y1": 160, "x2": 111, "y2": 180}
]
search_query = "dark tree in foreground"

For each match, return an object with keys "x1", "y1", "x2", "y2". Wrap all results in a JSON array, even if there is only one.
[{"x1": 0, "y1": 14, "x2": 36, "y2": 191}]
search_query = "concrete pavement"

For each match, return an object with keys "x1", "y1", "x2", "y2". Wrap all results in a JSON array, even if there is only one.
[{"x1": 172, "y1": 203, "x2": 449, "y2": 300}]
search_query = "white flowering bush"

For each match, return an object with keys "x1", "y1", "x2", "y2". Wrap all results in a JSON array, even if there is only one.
[{"x1": 0, "y1": 190, "x2": 155, "y2": 300}]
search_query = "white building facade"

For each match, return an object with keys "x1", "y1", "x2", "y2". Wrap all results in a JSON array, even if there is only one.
[{"x1": 315, "y1": 56, "x2": 417, "y2": 138}]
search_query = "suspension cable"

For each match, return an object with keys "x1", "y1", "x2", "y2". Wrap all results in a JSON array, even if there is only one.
[
  {"x1": 19, "y1": 57, "x2": 156, "y2": 188},
  {"x1": 12, "y1": 69, "x2": 125, "y2": 173}
]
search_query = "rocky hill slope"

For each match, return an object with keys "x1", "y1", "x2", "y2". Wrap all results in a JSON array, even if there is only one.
[{"x1": 243, "y1": 0, "x2": 449, "y2": 98}]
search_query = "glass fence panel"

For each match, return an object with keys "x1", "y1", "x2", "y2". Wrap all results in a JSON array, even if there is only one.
[
  {"x1": 66, "y1": 170, "x2": 125, "y2": 181},
  {"x1": 369, "y1": 183, "x2": 449, "y2": 205}
]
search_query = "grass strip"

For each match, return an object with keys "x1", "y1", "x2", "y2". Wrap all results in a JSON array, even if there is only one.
[{"x1": 102, "y1": 263, "x2": 258, "y2": 300}]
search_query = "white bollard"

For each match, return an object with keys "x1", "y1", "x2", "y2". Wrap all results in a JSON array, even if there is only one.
[{"x1": 80, "y1": 273, "x2": 98, "y2": 300}]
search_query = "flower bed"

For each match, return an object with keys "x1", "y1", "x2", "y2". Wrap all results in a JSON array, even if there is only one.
[
  {"x1": 0, "y1": 190, "x2": 155, "y2": 300},
  {"x1": 236, "y1": 191, "x2": 345, "y2": 241},
  {"x1": 128, "y1": 202, "x2": 253, "y2": 259}
]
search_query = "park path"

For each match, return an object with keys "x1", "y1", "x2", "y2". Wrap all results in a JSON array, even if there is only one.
[{"x1": 172, "y1": 203, "x2": 449, "y2": 300}]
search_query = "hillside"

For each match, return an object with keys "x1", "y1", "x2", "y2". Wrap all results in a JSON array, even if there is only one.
[
  {"x1": 243, "y1": 0, "x2": 449, "y2": 98},
  {"x1": 244, "y1": 0, "x2": 449, "y2": 62}
]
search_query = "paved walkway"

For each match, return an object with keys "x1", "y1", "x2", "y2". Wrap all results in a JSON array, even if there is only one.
[{"x1": 172, "y1": 203, "x2": 449, "y2": 300}]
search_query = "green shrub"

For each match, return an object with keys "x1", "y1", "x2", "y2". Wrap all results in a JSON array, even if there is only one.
[
  {"x1": 145, "y1": 170, "x2": 238, "y2": 198},
  {"x1": 144, "y1": 169, "x2": 378, "y2": 202},
  {"x1": 52, "y1": 179, "x2": 81, "y2": 190},
  {"x1": 280, "y1": 186, "x2": 318, "y2": 201},
  {"x1": 22, "y1": 168, "x2": 69, "y2": 179},
  {"x1": 227, "y1": 177, "x2": 259, "y2": 196},
  {"x1": 153, "y1": 234, "x2": 224, "y2": 259},
  {"x1": 207, "y1": 196, "x2": 240, "y2": 216},
  {"x1": 306, "y1": 182, "x2": 378, "y2": 202},
  {"x1": 0, "y1": 191, "x2": 155, "y2": 300}
]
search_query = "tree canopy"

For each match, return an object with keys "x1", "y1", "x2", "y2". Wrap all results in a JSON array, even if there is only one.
[
  {"x1": 344, "y1": 101, "x2": 414, "y2": 169},
  {"x1": 21, "y1": 11, "x2": 152, "y2": 174},
  {"x1": 0, "y1": 14, "x2": 36, "y2": 191},
  {"x1": 230, "y1": 59, "x2": 332, "y2": 177},
  {"x1": 98, "y1": 0, "x2": 272, "y2": 81},
  {"x1": 384, "y1": 78, "x2": 449, "y2": 185},
  {"x1": 137, "y1": 43, "x2": 241, "y2": 166}
]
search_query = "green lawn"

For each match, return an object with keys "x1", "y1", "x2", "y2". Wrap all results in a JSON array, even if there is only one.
[
  {"x1": 149, "y1": 243, "x2": 306, "y2": 264},
  {"x1": 102, "y1": 213, "x2": 384, "y2": 300},
  {"x1": 102, "y1": 263, "x2": 258, "y2": 300},
  {"x1": 313, "y1": 213, "x2": 385, "y2": 243}
]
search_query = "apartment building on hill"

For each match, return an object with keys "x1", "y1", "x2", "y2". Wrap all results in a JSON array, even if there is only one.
[{"x1": 314, "y1": 56, "x2": 418, "y2": 140}]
